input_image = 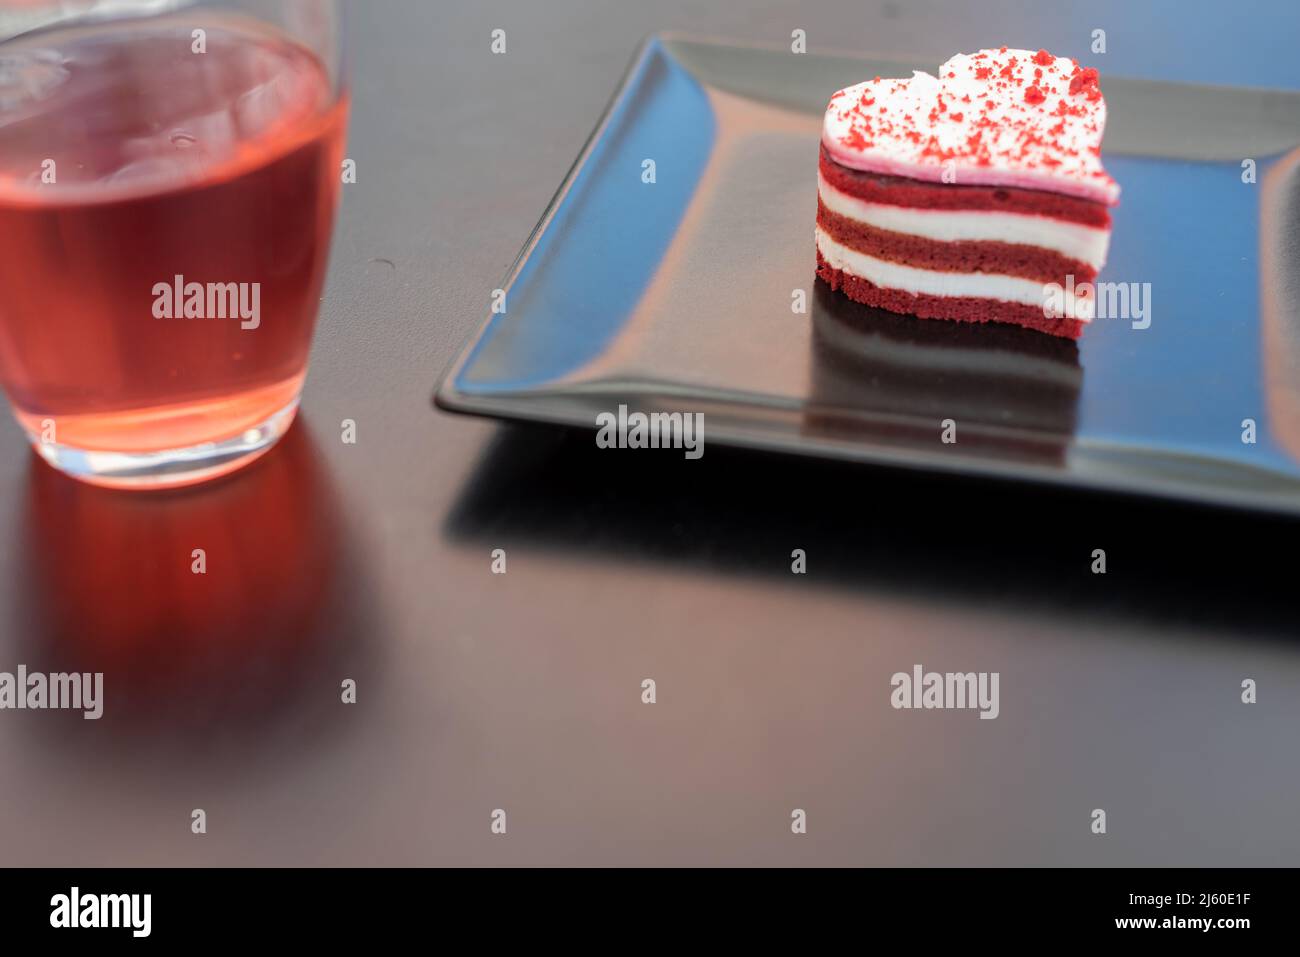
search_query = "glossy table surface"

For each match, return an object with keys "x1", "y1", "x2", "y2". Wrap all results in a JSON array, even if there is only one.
[{"x1": 2, "y1": 0, "x2": 1299, "y2": 866}]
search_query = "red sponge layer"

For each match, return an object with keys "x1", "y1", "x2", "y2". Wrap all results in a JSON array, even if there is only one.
[
  {"x1": 817, "y1": 199, "x2": 1096, "y2": 285},
  {"x1": 815, "y1": 250, "x2": 1085, "y2": 340},
  {"x1": 819, "y1": 146, "x2": 1111, "y2": 229}
]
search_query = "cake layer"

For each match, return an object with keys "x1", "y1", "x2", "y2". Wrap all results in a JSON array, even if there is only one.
[
  {"x1": 822, "y1": 49, "x2": 1119, "y2": 205},
  {"x1": 816, "y1": 249, "x2": 1086, "y2": 340},
  {"x1": 817, "y1": 169, "x2": 1105, "y2": 270},
  {"x1": 818, "y1": 175, "x2": 1108, "y2": 271},
  {"x1": 817, "y1": 199, "x2": 1095, "y2": 285},
  {"x1": 815, "y1": 226, "x2": 1091, "y2": 318},
  {"x1": 819, "y1": 147, "x2": 1111, "y2": 229}
]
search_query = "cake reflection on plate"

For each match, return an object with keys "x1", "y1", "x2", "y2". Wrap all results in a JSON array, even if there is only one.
[{"x1": 806, "y1": 281, "x2": 1082, "y2": 464}]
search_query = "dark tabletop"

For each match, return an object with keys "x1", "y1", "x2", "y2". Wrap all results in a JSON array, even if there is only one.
[{"x1": 2, "y1": 0, "x2": 1299, "y2": 866}]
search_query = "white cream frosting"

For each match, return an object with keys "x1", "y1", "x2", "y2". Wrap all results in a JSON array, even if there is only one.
[{"x1": 822, "y1": 48, "x2": 1118, "y2": 204}]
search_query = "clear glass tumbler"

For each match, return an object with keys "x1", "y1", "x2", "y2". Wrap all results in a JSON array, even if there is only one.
[{"x1": 0, "y1": 0, "x2": 346, "y2": 488}]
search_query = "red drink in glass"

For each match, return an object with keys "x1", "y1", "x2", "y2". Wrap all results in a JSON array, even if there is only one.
[{"x1": 0, "y1": 11, "x2": 346, "y2": 487}]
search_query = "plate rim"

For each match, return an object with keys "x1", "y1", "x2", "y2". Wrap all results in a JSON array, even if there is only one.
[{"x1": 433, "y1": 33, "x2": 660, "y2": 419}]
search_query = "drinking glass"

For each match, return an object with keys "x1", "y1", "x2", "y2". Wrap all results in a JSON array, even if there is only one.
[{"x1": 0, "y1": 0, "x2": 346, "y2": 488}]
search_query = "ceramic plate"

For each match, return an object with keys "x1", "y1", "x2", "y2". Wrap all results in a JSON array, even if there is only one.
[{"x1": 436, "y1": 34, "x2": 1300, "y2": 514}]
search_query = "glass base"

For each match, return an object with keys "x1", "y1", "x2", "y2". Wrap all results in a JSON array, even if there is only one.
[{"x1": 27, "y1": 399, "x2": 300, "y2": 490}]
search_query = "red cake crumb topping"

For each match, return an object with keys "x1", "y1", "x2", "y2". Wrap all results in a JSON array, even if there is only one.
[
  {"x1": 821, "y1": 48, "x2": 1118, "y2": 204},
  {"x1": 1068, "y1": 66, "x2": 1101, "y2": 100}
]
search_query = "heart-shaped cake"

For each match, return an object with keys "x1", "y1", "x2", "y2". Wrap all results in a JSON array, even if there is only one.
[{"x1": 815, "y1": 48, "x2": 1118, "y2": 340}]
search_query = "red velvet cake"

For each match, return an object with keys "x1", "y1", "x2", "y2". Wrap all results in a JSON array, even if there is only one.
[{"x1": 815, "y1": 48, "x2": 1119, "y2": 339}]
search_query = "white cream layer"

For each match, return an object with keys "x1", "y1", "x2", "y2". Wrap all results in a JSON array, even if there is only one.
[
  {"x1": 815, "y1": 226, "x2": 1092, "y2": 321},
  {"x1": 817, "y1": 173, "x2": 1110, "y2": 269}
]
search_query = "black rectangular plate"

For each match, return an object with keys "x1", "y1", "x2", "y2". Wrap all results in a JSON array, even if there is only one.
[{"x1": 436, "y1": 34, "x2": 1300, "y2": 515}]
